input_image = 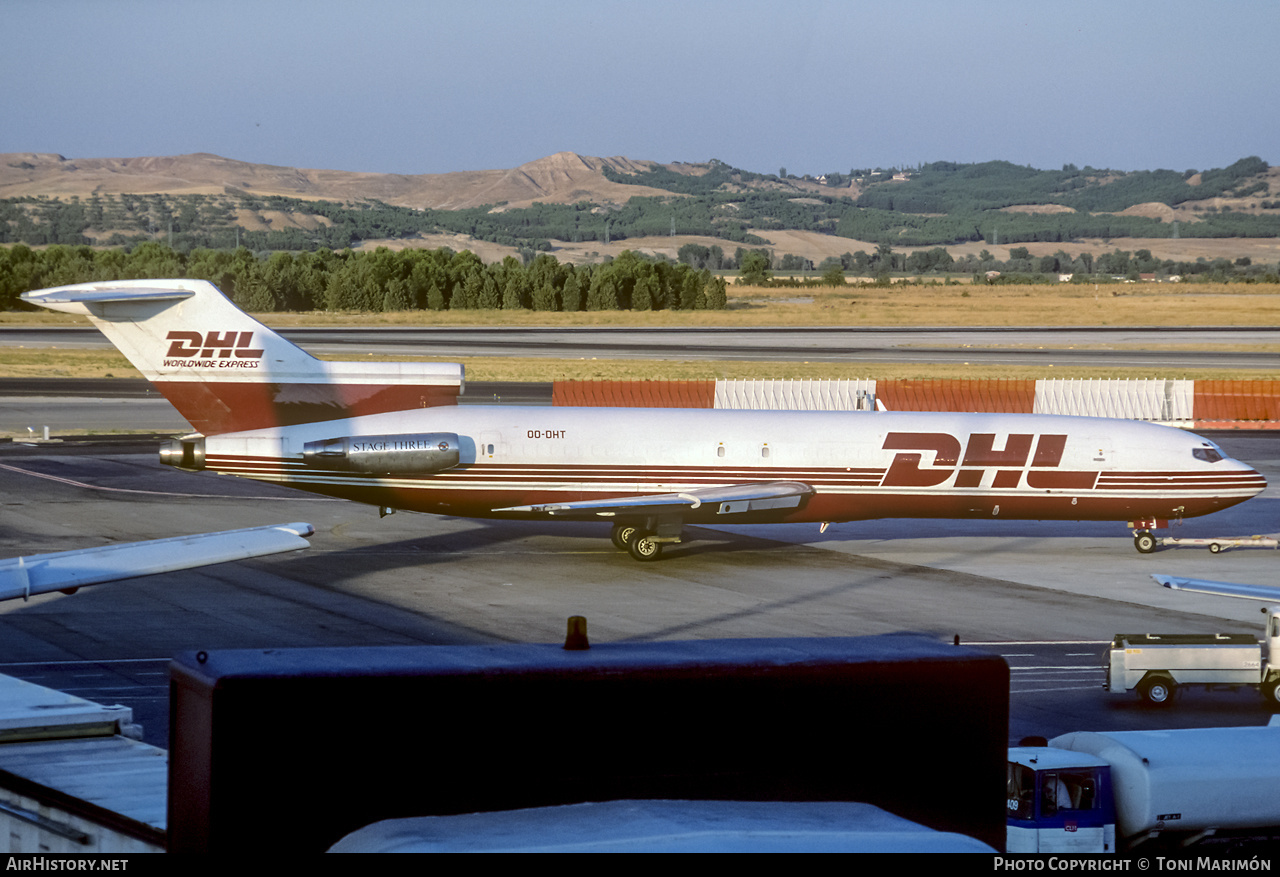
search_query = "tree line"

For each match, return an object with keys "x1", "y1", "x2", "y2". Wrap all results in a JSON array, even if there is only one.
[{"x1": 0, "y1": 243, "x2": 729, "y2": 313}]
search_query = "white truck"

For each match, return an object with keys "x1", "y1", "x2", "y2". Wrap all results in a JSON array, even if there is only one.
[
  {"x1": 1007, "y1": 722, "x2": 1280, "y2": 853},
  {"x1": 1105, "y1": 631, "x2": 1280, "y2": 705},
  {"x1": 1104, "y1": 575, "x2": 1280, "y2": 705}
]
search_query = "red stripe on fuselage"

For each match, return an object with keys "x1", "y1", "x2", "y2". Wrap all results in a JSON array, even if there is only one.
[{"x1": 197, "y1": 455, "x2": 1261, "y2": 524}]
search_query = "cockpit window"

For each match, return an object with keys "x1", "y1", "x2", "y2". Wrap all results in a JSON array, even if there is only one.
[{"x1": 1192, "y1": 446, "x2": 1224, "y2": 464}]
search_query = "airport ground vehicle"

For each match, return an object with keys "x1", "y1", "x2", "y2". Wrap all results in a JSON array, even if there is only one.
[
  {"x1": 1106, "y1": 576, "x2": 1280, "y2": 705},
  {"x1": 1105, "y1": 631, "x2": 1280, "y2": 705},
  {"x1": 1137, "y1": 532, "x2": 1280, "y2": 554},
  {"x1": 1007, "y1": 722, "x2": 1280, "y2": 852}
]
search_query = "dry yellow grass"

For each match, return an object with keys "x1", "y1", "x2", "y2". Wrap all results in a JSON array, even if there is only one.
[
  {"x1": 3, "y1": 281, "x2": 1277, "y2": 380},
  {"x1": 0, "y1": 348, "x2": 1275, "y2": 383}
]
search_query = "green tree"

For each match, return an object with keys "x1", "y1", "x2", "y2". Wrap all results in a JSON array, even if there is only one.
[
  {"x1": 382, "y1": 277, "x2": 413, "y2": 311},
  {"x1": 703, "y1": 271, "x2": 727, "y2": 309},
  {"x1": 426, "y1": 280, "x2": 445, "y2": 310},
  {"x1": 561, "y1": 272, "x2": 583, "y2": 312},
  {"x1": 739, "y1": 250, "x2": 771, "y2": 285}
]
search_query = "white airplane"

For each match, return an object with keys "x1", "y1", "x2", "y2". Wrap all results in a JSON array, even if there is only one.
[
  {"x1": 0, "y1": 523, "x2": 314, "y2": 602},
  {"x1": 21, "y1": 279, "x2": 1266, "y2": 561}
]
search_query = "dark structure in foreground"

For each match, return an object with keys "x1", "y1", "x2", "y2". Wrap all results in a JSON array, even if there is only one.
[{"x1": 169, "y1": 633, "x2": 1008, "y2": 853}]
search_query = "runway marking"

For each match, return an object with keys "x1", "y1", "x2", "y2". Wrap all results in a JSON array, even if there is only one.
[
  {"x1": 0, "y1": 462, "x2": 340, "y2": 501},
  {"x1": 962, "y1": 640, "x2": 1110, "y2": 646},
  {"x1": 0, "y1": 657, "x2": 169, "y2": 667},
  {"x1": 58, "y1": 686, "x2": 166, "y2": 694}
]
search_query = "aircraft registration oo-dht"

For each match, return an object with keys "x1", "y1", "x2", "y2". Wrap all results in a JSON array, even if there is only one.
[{"x1": 23, "y1": 280, "x2": 1267, "y2": 561}]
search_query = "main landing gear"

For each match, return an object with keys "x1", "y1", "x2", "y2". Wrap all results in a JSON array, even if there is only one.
[{"x1": 610, "y1": 521, "x2": 680, "y2": 562}]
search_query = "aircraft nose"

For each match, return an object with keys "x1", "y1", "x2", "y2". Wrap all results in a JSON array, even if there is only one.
[{"x1": 1229, "y1": 459, "x2": 1267, "y2": 496}]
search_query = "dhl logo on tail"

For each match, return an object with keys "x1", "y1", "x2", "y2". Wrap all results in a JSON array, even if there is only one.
[{"x1": 165, "y1": 331, "x2": 265, "y2": 360}]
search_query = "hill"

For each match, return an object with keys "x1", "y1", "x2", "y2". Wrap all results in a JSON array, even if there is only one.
[
  {"x1": 2, "y1": 152, "x2": 1278, "y2": 264},
  {"x1": 0, "y1": 151, "x2": 681, "y2": 210}
]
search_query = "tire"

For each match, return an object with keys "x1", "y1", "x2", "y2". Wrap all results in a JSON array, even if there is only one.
[
  {"x1": 611, "y1": 523, "x2": 637, "y2": 551},
  {"x1": 627, "y1": 531, "x2": 663, "y2": 562},
  {"x1": 1140, "y1": 677, "x2": 1175, "y2": 706},
  {"x1": 1208, "y1": 542, "x2": 1222, "y2": 554},
  {"x1": 1263, "y1": 677, "x2": 1280, "y2": 707},
  {"x1": 1134, "y1": 531, "x2": 1157, "y2": 554}
]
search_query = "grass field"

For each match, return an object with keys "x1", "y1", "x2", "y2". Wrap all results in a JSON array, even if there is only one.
[{"x1": 2, "y1": 282, "x2": 1277, "y2": 381}]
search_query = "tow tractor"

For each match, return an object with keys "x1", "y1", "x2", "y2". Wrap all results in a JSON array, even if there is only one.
[
  {"x1": 1133, "y1": 530, "x2": 1279, "y2": 555},
  {"x1": 1130, "y1": 513, "x2": 1279, "y2": 554}
]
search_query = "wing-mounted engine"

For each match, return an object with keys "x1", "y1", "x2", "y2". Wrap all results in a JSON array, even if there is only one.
[{"x1": 302, "y1": 433, "x2": 461, "y2": 475}]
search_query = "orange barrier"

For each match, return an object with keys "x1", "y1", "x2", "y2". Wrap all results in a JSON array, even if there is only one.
[
  {"x1": 1193, "y1": 380, "x2": 1280, "y2": 423},
  {"x1": 876, "y1": 379, "x2": 1036, "y2": 413},
  {"x1": 550, "y1": 379, "x2": 1280, "y2": 427},
  {"x1": 552, "y1": 380, "x2": 716, "y2": 408}
]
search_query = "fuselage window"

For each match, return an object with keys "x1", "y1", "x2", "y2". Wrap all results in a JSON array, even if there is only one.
[
  {"x1": 761, "y1": 446, "x2": 770, "y2": 458},
  {"x1": 717, "y1": 445, "x2": 725, "y2": 458}
]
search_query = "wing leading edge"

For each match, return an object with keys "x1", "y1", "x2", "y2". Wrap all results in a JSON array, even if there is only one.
[
  {"x1": 1152, "y1": 574, "x2": 1280, "y2": 603},
  {"x1": 495, "y1": 480, "x2": 815, "y2": 519},
  {"x1": 0, "y1": 523, "x2": 315, "y2": 602}
]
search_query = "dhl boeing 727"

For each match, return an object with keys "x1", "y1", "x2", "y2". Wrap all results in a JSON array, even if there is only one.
[{"x1": 21, "y1": 280, "x2": 1265, "y2": 560}]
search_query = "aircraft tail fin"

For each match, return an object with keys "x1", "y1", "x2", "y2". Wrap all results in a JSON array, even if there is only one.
[{"x1": 22, "y1": 279, "x2": 463, "y2": 435}]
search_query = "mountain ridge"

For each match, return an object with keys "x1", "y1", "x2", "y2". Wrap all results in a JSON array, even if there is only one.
[{"x1": 0, "y1": 150, "x2": 680, "y2": 210}]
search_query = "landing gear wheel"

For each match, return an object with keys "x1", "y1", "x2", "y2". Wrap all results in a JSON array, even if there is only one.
[
  {"x1": 627, "y1": 531, "x2": 663, "y2": 562},
  {"x1": 1263, "y1": 677, "x2": 1280, "y2": 707},
  {"x1": 611, "y1": 523, "x2": 638, "y2": 551},
  {"x1": 1134, "y1": 531, "x2": 1157, "y2": 554},
  {"x1": 1208, "y1": 542, "x2": 1222, "y2": 554},
  {"x1": 1139, "y1": 677, "x2": 1175, "y2": 706}
]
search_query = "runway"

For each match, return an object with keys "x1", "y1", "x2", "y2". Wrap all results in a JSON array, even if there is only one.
[
  {"x1": 1, "y1": 431, "x2": 1277, "y2": 749},
  {"x1": 2, "y1": 325, "x2": 1277, "y2": 368}
]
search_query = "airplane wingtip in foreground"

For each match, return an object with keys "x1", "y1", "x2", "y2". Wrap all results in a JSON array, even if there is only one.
[
  {"x1": 0, "y1": 523, "x2": 314, "y2": 602},
  {"x1": 22, "y1": 280, "x2": 1266, "y2": 560},
  {"x1": 1153, "y1": 574, "x2": 1280, "y2": 603}
]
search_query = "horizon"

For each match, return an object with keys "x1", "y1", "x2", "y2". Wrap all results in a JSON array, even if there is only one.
[{"x1": 1, "y1": 149, "x2": 1272, "y2": 182}]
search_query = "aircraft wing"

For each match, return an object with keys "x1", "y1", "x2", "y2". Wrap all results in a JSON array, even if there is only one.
[
  {"x1": 494, "y1": 481, "x2": 815, "y2": 518},
  {"x1": 0, "y1": 523, "x2": 314, "y2": 602},
  {"x1": 1152, "y1": 574, "x2": 1280, "y2": 603}
]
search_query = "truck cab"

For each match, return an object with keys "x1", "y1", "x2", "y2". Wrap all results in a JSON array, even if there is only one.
[{"x1": 1006, "y1": 746, "x2": 1116, "y2": 853}]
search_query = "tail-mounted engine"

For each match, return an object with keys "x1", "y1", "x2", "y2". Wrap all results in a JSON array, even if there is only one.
[
  {"x1": 160, "y1": 435, "x2": 207, "y2": 471},
  {"x1": 302, "y1": 433, "x2": 461, "y2": 475}
]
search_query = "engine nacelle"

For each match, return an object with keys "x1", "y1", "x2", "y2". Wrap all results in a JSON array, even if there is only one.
[
  {"x1": 160, "y1": 435, "x2": 207, "y2": 471},
  {"x1": 302, "y1": 433, "x2": 461, "y2": 474}
]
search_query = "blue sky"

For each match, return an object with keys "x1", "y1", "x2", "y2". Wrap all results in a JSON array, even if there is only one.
[{"x1": 5, "y1": 0, "x2": 1277, "y2": 176}]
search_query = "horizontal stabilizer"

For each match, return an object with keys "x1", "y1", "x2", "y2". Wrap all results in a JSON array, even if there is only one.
[
  {"x1": 1152, "y1": 574, "x2": 1280, "y2": 603},
  {"x1": 495, "y1": 481, "x2": 814, "y2": 518},
  {"x1": 21, "y1": 287, "x2": 195, "y2": 310},
  {"x1": 0, "y1": 523, "x2": 314, "y2": 602}
]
